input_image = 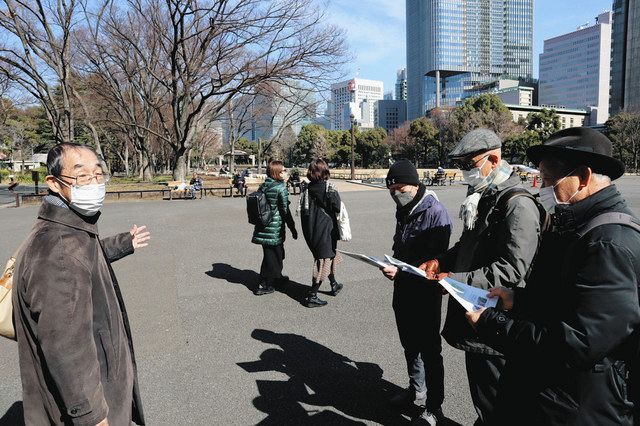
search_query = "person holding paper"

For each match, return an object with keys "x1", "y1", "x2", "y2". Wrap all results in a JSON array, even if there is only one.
[
  {"x1": 466, "y1": 127, "x2": 640, "y2": 426},
  {"x1": 381, "y1": 160, "x2": 452, "y2": 425},
  {"x1": 419, "y1": 128, "x2": 543, "y2": 426}
]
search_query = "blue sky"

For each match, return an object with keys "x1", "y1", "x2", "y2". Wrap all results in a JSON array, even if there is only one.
[{"x1": 325, "y1": 0, "x2": 613, "y2": 94}]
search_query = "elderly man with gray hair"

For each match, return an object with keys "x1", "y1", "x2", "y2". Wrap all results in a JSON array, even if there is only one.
[{"x1": 419, "y1": 128, "x2": 543, "y2": 425}]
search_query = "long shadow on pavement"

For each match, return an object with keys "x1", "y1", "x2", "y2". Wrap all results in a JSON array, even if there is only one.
[
  {"x1": 0, "y1": 401, "x2": 24, "y2": 426},
  {"x1": 237, "y1": 329, "x2": 410, "y2": 425},
  {"x1": 206, "y1": 263, "x2": 310, "y2": 305}
]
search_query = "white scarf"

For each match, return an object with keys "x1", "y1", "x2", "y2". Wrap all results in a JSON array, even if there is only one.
[{"x1": 459, "y1": 161, "x2": 512, "y2": 230}]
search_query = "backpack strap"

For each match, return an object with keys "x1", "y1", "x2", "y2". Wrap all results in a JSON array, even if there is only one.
[
  {"x1": 491, "y1": 187, "x2": 551, "y2": 233},
  {"x1": 576, "y1": 212, "x2": 640, "y2": 239}
]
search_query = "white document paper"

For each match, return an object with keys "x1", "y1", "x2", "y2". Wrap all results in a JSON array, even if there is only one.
[
  {"x1": 384, "y1": 255, "x2": 427, "y2": 278},
  {"x1": 438, "y1": 277, "x2": 498, "y2": 312},
  {"x1": 338, "y1": 250, "x2": 390, "y2": 269}
]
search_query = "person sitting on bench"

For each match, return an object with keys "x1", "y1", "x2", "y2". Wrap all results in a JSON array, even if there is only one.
[{"x1": 189, "y1": 173, "x2": 203, "y2": 199}]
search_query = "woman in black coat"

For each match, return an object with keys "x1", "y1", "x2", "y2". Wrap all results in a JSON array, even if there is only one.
[{"x1": 299, "y1": 159, "x2": 343, "y2": 308}]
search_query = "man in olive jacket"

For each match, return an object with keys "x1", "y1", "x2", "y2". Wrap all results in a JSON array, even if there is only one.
[
  {"x1": 420, "y1": 129, "x2": 542, "y2": 425},
  {"x1": 13, "y1": 143, "x2": 149, "y2": 425},
  {"x1": 468, "y1": 127, "x2": 640, "y2": 425}
]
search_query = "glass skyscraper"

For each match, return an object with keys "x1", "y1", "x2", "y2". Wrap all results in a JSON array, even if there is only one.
[
  {"x1": 406, "y1": 0, "x2": 534, "y2": 119},
  {"x1": 610, "y1": 0, "x2": 640, "y2": 115}
]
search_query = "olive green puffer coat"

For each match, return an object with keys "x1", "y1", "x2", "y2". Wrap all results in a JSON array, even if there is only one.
[{"x1": 252, "y1": 178, "x2": 295, "y2": 246}]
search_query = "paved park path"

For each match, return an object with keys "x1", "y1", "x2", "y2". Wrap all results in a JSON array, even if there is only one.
[{"x1": 1, "y1": 177, "x2": 638, "y2": 425}]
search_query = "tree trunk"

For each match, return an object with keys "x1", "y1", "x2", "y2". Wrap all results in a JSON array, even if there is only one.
[
  {"x1": 142, "y1": 150, "x2": 153, "y2": 181},
  {"x1": 230, "y1": 138, "x2": 236, "y2": 174},
  {"x1": 257, "y1": 138, "x2": 265, "y2": 174},
  {"x1": 187, "y1": 148, "x2": 192, "y2": 173},
  {"x1": 172, "y1": 147, "x2": 188, "y2": 181},
  {"x1": 138, "y1": 149, "x2": 144, "y2": 179},
  {"x1": 124, "y1": 143, "x2": 130, "y2": 177}
]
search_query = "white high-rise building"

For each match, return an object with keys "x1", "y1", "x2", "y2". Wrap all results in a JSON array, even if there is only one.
[
  {"x1": 330, "y1": 78, "x2": 384, "y2": 130},
  {"x1": 539, "y1": 11, "x2": 613, "y2": 124}
]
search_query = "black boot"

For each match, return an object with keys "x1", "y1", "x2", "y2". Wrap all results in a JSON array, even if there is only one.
[
  {"x1": 305, "y1": 293, "x2": 327, "y2": 308},
  {"x1": 255, "y1": 279, "x2": 275, "y2": 296},
  {"x1": 329, "y1": 275, "x2": 343, "y2": 296},
  {"x1": 274, "y1": 275, "x2": 289, "y2": 287}
]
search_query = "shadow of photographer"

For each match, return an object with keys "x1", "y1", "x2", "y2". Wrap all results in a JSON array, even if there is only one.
[
  {"x1": 238, "y1": 329, "x2": 409, "y2": 425},
  {"x1": 0, "y1": 401, "x2": 24, "y2": 426}
]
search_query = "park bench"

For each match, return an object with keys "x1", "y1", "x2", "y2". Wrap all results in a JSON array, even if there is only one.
[
  {"x1": 423, "y1": 171, "x2": 458, "y2": 186},
  {"x1": 445, "y1": 172, "x2": 457, "y2": 185},
  {"x1": 166, "y1": 180, "x2": 197, "y2": 199},
  {"x1": 331, "y1": 172, "x2": 373, "y2": 180}
]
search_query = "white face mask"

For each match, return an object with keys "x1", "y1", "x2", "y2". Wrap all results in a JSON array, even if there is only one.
[
  {"x1": 462, "y1": 156, "x2": 489, "y2": 188},
  {"x1": 57, "y1": 178, "x2": 106, "y2": 216},
  {"x1": 538, "y1": 171, "x2": 579, "y2": 214}
]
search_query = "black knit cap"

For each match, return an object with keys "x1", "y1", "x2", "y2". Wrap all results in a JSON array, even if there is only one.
[{"x1": 386, "y1": 159, "x2": 420, "y2": 188}]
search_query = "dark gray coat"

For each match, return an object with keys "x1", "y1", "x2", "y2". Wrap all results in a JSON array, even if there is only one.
[
  {"x1": 300, "y1": 181, "x2": 341, "y2": 260},
  {"x1": 438, "y1": 173, "x2": 542, "y2": 354},
  {"x1": 13, "y1": 202, "x2": 144, "y2": 425}
]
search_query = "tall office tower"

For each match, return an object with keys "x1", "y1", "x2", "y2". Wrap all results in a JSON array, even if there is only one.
[
  {"x1": 610, "y1": 0, "x2": 640, "y2": 114},
  {"x1": 330, "y1": 78, "x2": 384, "y2": 130},
  {"x1": 539, "y1": 12, "x2": 613, "y2": 124},
  {"x1": 406, "y1": 0, "x2": 534, "y2": 120},
  {"x1": 395, "y1": 68, "x2": 408, "y2": 101}
]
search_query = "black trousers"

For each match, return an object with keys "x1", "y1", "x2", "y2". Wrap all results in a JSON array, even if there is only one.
[
  {"x1": 392, "y1": 279, "x2": 444, "y2": 411},
  {"x1": 465, "y1": 351, "x2": 506, "y2": 426},
  {"x1": 260, "y1": 244, "x2": 285, "y2": 281}
]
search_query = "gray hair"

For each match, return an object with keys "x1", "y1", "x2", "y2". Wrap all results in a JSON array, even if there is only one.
[{"x1": 591, "y1": 173, "x2": 611, "y2": 185}]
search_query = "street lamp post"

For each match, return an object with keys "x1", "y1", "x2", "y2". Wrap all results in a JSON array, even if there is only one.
[{"x1": 350, "y1": 113, "x2": 356, "y2": 180}]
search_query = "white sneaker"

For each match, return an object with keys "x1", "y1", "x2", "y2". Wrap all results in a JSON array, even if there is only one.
[
  {"x1": 411, "y1": 409, "x2": 437, "y2": 426},
  {"x1": 411, "y1": 408, "x2": 444, "y2": 426}
]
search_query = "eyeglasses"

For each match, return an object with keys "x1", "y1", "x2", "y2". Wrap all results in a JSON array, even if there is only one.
[
  {"x1": 454, "y1": 154, "x2": 489, "y2": 171},
  {"x1": 58, "y1": 172, "x2": 111, "y2": 187}
]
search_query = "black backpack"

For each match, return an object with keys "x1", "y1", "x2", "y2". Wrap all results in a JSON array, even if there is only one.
[
  {"x1": 247, "y1": 182, "x2": 275, "y2": 226},
  {"x1": 491, "y1": 187, "x2": 551, "y2": 234}
]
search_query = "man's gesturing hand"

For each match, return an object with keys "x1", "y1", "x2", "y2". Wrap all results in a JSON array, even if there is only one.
[{"x1": 130, "y1": 224, "x2": 151, "y2": 249}]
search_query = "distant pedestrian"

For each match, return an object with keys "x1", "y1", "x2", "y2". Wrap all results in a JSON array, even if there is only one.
[
  {"x1": 299, "y1": 159, "x2": 343, "y2": 307},
  {"x1": 381, "y1": 159, "x2": 452, "y2": 424},
  {"x1": 252, "y1": 160, "x2": 297, "y2": 295},
  {"x1": 233, "y1": 172, "x2": 246, "y2": 195},
  {"x1": 13, "y1": 143, "x2": 148, "y2": 425},
  {"x1": 8, "y1": 176, "x2": 18, "y2": 191}
]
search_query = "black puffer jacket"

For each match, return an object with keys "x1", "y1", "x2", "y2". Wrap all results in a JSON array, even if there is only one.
[
  {"x1": 300, "y1": 181, "x2": 341, "y2": 259},
  {"x1": 476, "y1": 185, "x2": 640, "y2": 426}
]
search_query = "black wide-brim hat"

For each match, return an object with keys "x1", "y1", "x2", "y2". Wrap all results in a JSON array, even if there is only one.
[{"x1": 526, "y1": 127, "x2": 625, "y2": 180}]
